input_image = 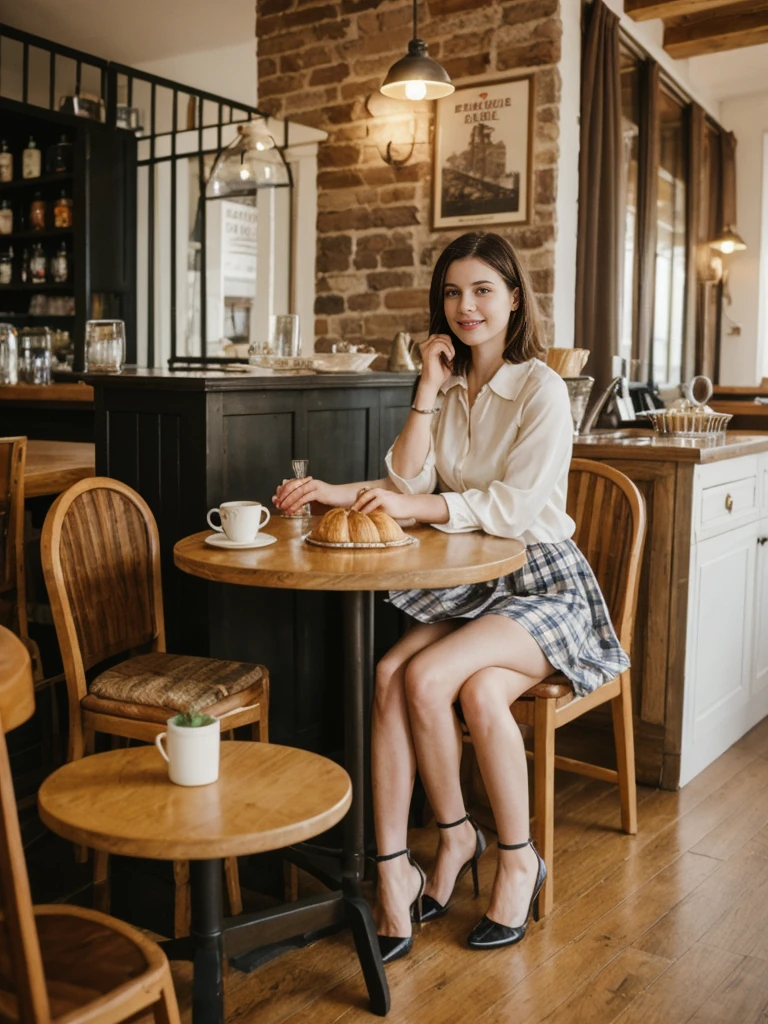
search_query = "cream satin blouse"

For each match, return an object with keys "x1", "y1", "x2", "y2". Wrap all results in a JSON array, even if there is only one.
[{"x1": 385, "y1": 358, "x2": 576, "y2": 544}]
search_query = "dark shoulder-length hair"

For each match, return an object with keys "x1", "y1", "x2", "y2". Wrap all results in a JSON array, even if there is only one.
[{"x1": 428, "y1": 232, "x2": 546, "y2": 377}]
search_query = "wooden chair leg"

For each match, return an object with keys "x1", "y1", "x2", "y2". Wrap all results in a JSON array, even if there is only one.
[
  {"x1": 252, "y1": 713, "x2": 268, "y2": 743},
  {"x1": 224, "y1": 857, "x2": 243, "y2": 916},
  {"x1": 173, "y1": 861, "x2": 191, "y2": 938},
  {"x1": 153, "y1": 976, "x2": 182, "y2": 1024},
  {"x1": 533, "y1": 696, "x2": 555, "y2": 918},
  {"x1": 284, "y1": 860, "x2": 299, "y2": 902},
  {"x1": 612, "y1": 672, "x2": 638, "y2": 835},
  {"x1": 92, "y1": 848, "x2": 110, "y2": 913}
]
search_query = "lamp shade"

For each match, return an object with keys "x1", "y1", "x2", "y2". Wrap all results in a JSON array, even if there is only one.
[
  {"x1": 206, "y1": 120, "x2": 290, "y2": 199},
  {"x1": 380, "y1": 39, "x2": 454, "y2": 101},
  {"x1": 709, "y1": 226, "x2": 747, "y2": 255}
]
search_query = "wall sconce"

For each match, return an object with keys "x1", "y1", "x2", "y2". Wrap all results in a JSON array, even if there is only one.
[
  {"x1": 380, "y1": 0, "x2": 454, "y2": 102},
  {"x1": 709, "y1": 226, "x2": 747, "y2": 255},
  {"x1": 365, "y1": 93, "x2": 420, "y2": 167}
]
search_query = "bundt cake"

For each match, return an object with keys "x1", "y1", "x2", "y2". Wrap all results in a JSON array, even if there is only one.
[{"x1": 309, "y1": 507, "x2": 407, "y2": 545}]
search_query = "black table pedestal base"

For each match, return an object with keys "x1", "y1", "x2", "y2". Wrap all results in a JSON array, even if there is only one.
[{"x1": 160, "y1": 590, "x2": 390, "y2": 1022}]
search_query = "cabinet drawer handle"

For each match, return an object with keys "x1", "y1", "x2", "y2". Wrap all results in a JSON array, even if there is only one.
[
  {"x1": 725, "y1": 493, "x2": 734, "y2": 512},
  {"x1": 759, "y1": 537, "x2": 768, "y2": 546}
]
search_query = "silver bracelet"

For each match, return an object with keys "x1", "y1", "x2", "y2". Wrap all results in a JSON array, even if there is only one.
[{"x1": 411, "y1": 403, "x2": 439, "y2": 414}]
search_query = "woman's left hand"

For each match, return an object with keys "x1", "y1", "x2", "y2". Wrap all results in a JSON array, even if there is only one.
[{"x1": 350, "y1": 488, "x2": 413, "y2": 518}]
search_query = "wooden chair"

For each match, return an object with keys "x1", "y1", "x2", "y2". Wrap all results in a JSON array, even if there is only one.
[
  {"x1": 0, "y1": 437, "x2": 35, "y2": 666},
  {"x1": 511, "y1": 458, "x2": 646, "y2": 916},
  {"x1": 0, "y1": 624, "x2": 181, "y2": 1024},
  {"x1": 41, "y1": 477, "x2": 270, "y2": 937}
]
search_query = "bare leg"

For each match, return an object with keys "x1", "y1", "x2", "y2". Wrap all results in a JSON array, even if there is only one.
[
  {"x1": 404, "y1": 616, "x2": 552, "y2": 916},
  {"x1": 372, "y1": 619, "x2": 459, "y2": 938}
]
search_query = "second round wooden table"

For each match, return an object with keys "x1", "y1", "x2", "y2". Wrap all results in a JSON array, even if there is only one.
[{"x1": 174, "y1": 516, "x2": 526, "y2": 1016}]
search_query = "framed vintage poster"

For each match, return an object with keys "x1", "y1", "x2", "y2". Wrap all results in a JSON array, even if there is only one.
[{"x1": 432, "y1": 75, "x2": 535, "y2": 229}]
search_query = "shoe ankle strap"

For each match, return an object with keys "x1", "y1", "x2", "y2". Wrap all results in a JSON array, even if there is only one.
[
  {"x1": 374, "y1": 847, "x2": 410, "y2": 862},
  {"x1": 498, "y1": 837, "x2": 532, "y2": 851},
  {"x1": 436, "y1": 813, "x2": 469, "y2": 829}
]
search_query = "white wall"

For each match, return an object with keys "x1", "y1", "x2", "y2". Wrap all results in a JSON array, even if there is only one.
[
  {"x1": 718, "y1": 94, "x2": 768, "y2": 385},
  {"x1": 133, "y1": 40, "x2": 257, "y2": 108}
]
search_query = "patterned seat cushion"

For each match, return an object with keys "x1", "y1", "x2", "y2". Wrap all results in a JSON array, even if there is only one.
[{"x1": 88, "y1": 652, "x2": 265, "y2": 713}]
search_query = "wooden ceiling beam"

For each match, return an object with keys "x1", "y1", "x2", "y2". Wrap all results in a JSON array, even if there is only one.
[
  {"x1": 664, "y1": 4, "x2": 768, "y2": 57},
  {"x1": 625, "y1": 0, "x2": 734, "y2": 23}
]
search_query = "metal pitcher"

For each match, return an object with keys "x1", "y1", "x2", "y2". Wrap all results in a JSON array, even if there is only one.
[{"x1": 387, "y1": 331, "x2": 422, "y2": 373}]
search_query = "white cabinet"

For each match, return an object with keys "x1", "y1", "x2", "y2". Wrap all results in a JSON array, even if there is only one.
[{"x1": 680, "y1": 452, "x2": 768, "y2": 786}]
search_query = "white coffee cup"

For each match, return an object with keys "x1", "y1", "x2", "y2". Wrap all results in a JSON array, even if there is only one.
[
  {"x1": 155, "y1": 714, "x2": 221, "y2": 786},
  {"x1": 207, "y1": 500, "x2": 270, "y2": 543}
]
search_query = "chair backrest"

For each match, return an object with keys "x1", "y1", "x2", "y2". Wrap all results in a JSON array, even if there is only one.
[
  {"x1": 41, "y1": 478, "x2": 165, "y2": 708},
  {"x1": 0, "y1": 626, "x2": 50, "y2": 1023},
  {"x1": 0, "y1": 438, "x2": 28, "y2": 639},
  {"x1": 567, "y1": 458, "x2": 646, "y2": 654}
]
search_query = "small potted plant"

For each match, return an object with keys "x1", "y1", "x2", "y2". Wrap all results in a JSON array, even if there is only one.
[{"x1": 155, "y1": 704, "x2": 220, "y2": 786}]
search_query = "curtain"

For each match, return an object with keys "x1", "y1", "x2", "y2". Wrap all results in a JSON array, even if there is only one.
[
  {"x1": 634, "y1": 61, "x2": 659, "y2": 384},
  {"x1": 685, "y1": 102, "x2": 704, "y2": 380},
  {"x1": 574, "y1": 0, "x2": 623, "y2": 396},
  {"x1": 719, "y1": 130, "x2": 737, "y2": 231}
]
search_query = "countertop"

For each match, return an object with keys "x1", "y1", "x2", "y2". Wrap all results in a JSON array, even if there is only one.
[
  {"x1": 81, "y1": 368, "x2": 417, "y2": 391},
  {"x1": 0, "y1": 382, "x2": 94, "y2": 403},
  {"x1": 574, "y1": 429, "x2": 768, "y2": 463}
]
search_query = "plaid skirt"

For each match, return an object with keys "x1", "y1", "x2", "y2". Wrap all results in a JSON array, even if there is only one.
[{"x1": 387, "y1": 539, "x2": 629, "y2": 697}]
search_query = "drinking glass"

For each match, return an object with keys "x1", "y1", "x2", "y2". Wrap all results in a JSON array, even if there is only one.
[
  {"x1": 270, "y1": 314, "x2": 301, "y2": 358},
  {"x1": 564, "y1": 376, "x2": 595, "y2": 438},
  {"x1": 85, "y1": 319, "x2": 125, "y2": 373},
  {"x1": 282, "y1": 458, "x2": 311, "y2": 518},
  {"x1": 0, "y1": 324, "x2": 18, "y2": 385},
  {"x1": 19, "y1": 327, "x2": 51, "y2": 385}
]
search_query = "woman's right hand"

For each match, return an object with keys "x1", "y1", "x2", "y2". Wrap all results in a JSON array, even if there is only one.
[
  {"x1": 273, "y1": 477, "x2": 340, "y2": 516},
  {"x1": 418, "y1": 333, "x2": 455, "y2": 393}
]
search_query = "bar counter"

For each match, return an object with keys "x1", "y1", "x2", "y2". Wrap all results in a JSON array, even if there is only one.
[
  {"x1": 87, "y1": 368, "x2": 416, "y2": 753},
  {"x1": 0, "y1": 381, "x2": 95, "y2": 441}
]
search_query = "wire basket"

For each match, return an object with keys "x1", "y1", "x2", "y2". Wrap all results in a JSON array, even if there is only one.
[{"x1": 645, "y1": 409, "x2": 732, "y2": 438}]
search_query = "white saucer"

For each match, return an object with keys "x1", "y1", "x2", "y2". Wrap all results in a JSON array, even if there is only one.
[{"x1": 204, "y1": 533, "x2": 277, "y2": 550}]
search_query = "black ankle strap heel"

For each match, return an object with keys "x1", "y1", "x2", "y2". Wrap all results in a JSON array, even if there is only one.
[
  {"x1": 497, "y1": 837, "x2": 533, "y2": 851},
  {"x1": 467, "y1": 837, "x2": 547, "y2": 950},
  {"x1": 373, "y1": 847, "x2": 426, "y2": 965},
  {"x1": 421, "y1": 812, "x2": 488, "y2": 924}
]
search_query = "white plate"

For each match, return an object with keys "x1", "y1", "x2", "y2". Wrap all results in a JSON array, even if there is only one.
[{"x1": 204, "y1": 533, "x2": 277, "y2": 550}]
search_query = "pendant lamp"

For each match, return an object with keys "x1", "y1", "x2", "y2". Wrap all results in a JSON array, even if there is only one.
[
  {"x1": 380, "y1": 0, "x2": 454, "y2": 102},
  {"x1": 206, "y1": 119, "x2": 290, "y2": 199},
  {"x1": 709, "y1": 226, "x2": 747, "y2": 255}
]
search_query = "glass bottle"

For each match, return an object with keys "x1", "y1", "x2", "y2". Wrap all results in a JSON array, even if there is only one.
[
  {"x1": 30, "y1": 192, "x2": 46, "y2": 231},
  {"x1": 47, "y1": 134, "x2": 72, "y2": 174},
  {"x1": 30, "y1": 242, "x2": 46, "y2": 283},
  {"x1": 0, "y1": 199, "x2": 12, "y2": 235},
  {"x1": 53, "y1": 189, "x2": 73, "y2": 229},
  {"x1": 51, "y1": 240, "x2": 69, "y2": 283},
  {"x1": 0, "y1": 140, "x2": 12, "y2": 183},
  {"x1": 20, "y1": 247, "x2": 29, "y2": 284},
  {"x1": 0, "y1": 247, "x2": 13, "y2": 286},
  {"x1": 0, "y1": 324, "x2": 19, "y2": 385},
  {"x1": 22, "y1": 136, "x2": 41, "y2": 180}
]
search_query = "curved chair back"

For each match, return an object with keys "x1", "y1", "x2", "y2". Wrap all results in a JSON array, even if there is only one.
[
  {"x1": 567, "y1": 458, "x2": 646, "y2": 655},
  {"x1": 0, "y1": 437, "x2": 28, "y2": 640},
  {"x1": 41, "y1": 478, "x2": 165, "y2": 724},
  {"x1": 0, "y1": 626, "x2": 49, "y2": 1022}
]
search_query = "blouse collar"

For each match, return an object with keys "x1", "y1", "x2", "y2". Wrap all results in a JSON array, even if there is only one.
[{"x1": 440, "y1": 359, "x2": 536, "y2": 402}]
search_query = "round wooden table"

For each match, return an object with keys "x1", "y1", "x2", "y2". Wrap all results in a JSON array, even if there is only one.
[
  {"x1": 173, "y1": 516, "x2": 526, "y2": 1016},
  {"x1": 38, "y1": 741, "x2": 352, "y2": 1024}
]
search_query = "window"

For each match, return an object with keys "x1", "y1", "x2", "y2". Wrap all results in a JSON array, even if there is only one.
[{"x1": 619, "y1": 48, "x2": 640, "y2": 375}]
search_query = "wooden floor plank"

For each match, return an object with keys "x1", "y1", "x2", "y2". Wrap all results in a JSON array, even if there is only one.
[
  {"x1": 611, "y1": 942, "x2": 743, "y2": 1023},
  {"x1": 688, "y1": 954, "x2": 768, "y2": 1023},
  {"x1": 538, "y1": 947, "x2": 672, "y2": 1024}
]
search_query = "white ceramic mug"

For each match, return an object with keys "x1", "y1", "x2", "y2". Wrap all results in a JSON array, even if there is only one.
[
  {"x1": 155, "y1": 715, "x2": 221, "y2": 786},
  {"x1": 207, "y1": 500, "x2": 270, "y2": 542}
]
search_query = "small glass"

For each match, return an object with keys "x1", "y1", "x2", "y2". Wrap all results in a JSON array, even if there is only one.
[
  {"x1": 0, "y1": 324, "x2": 18, "y2": 384},
  {"x1": 282, "y1": 458, "x2": 311, "y2": 518},
  {"x1": 19, "y1": 327, "x2": 51, "y2": 386},
  {"x1": 564, "y1": 376, "x2": 595, "y2": 438},
  {"x1": 271, "y1": 314, "x2": 301, "y2": 358},
  {"x1": 85, "y1": 319, "x2": 125, "y2": 373}
]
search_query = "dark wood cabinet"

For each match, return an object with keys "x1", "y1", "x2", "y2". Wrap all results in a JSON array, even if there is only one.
[{"x1": 92, "y1": 369, "x2": 415, "y2": 752}]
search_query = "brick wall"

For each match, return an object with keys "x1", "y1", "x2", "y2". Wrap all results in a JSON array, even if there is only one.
[{"x1": 256, "y1": 0, "x2": 563, "y2": 364}]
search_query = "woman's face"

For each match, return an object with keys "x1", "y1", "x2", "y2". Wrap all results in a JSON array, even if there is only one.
[{"x1": 443, "y1": 257, "x2": 519, "y2": 355}]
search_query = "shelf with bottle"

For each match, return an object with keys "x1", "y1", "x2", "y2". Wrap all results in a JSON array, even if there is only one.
[
  {"x1": 1, "y1": 229, "x2": 74, "y2": 241},
  {"x1": 0, "y1": 172, "x2": 74, "y2": 192},
  {"x1": 0, "y1": 133, "x2": 74, "y2": 188}
]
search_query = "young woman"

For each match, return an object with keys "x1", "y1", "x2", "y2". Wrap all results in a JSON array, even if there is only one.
[{"x1": 273, "y1": 232, "x2": 628, "y2": 960}]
